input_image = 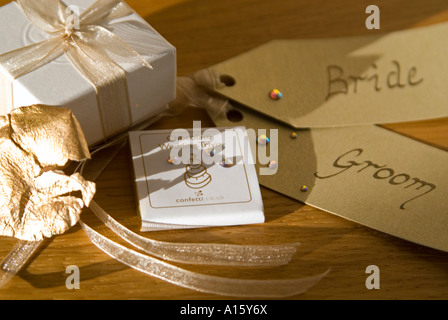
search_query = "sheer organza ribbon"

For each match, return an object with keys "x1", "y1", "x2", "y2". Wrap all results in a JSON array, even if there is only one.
[
  {"x1": 0, "y1": 0, "x2": 152, "y2": 139},
  {"x1": 172, "y1": 69, "x2": 233, "y2": 122},
  {"x1": 79, "y1": 218, "x2": 328, "y2": 298}
]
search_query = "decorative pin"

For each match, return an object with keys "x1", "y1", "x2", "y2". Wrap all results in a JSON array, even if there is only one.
[
  {"x1": 206, "y1": 148, "x2": 216, "y2": 157},
  {"x1": 219, "y1": 158, "x2": 234, "y2": 168},
  {"x1": 269, "y1": 89, "x2": 283, "y2": 100},
  {"x1": 268, "y1": 160, "x2": 278, "y2": 169},
  {"x1": 168, "y1": 156, "x2": 179, "y2": 164},
  {"x1": 256, "y1": 134, "x2": 270, "y2": 145},
  {"x1": 290, "y1": 132, "x2": 298, "y2": 139},
  {"x1": 300, "y1": 185, "x2": 308, "y2": 192}
]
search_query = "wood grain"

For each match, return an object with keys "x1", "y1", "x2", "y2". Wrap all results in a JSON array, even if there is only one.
[{"x1": 0, "y1": 0, "x2": 447, "y2": 300}]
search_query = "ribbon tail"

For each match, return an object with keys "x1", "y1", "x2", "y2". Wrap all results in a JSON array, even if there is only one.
[
  {"x1": 89, "y1": 200, "x2": 298, "y2": 267},
  {"x1": 173, "y1": 70, "x2": 232, "y2": 122},
  {"x1": 0, "y1": 240, "x2": 43, "y2": 289},
  {"x1": 80, "y1": 220, "x2": 328, "y2": 298},
  {"x1": 16, "y1": 0, "x2": 66, "y2": 34}
]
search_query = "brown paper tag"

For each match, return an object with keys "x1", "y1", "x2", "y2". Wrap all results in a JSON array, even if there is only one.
[
  {"x1": 210, "y1": 22, "x2": 448, "y2": 127},
  {"x1": 214, "y1": 107, "x2": 448, "y2": 252}
]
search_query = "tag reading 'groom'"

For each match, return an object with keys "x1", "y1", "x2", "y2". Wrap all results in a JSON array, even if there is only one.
[
  {"x1": 210, "y1": 22, "x2": 448, "y2": 127},
  {"x1": 215, "y1": 107, "x2": 448, "y2": 253}
]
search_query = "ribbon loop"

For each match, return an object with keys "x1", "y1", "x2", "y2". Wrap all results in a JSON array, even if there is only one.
[
  {"x1": 80, "y1": 0, "x2": 133, "y2": 26},
  {"x1": 16, "y1": 0, "x2": 68, "y2": 34}
]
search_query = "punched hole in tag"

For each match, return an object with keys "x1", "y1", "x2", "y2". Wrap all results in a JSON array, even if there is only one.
[
  {"x1": 226, "y1": 109, "x2": 244, "y2": 122},
  {"x1": 220, "y1": 74, "x2": 236, "y2": 87}
]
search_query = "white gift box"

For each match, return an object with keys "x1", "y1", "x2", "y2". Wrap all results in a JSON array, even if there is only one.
[{"x1": 0, "y1": 0, "x2": 176, "y2": 146}]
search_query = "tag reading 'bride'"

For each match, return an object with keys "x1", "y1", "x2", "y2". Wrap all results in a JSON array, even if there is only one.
[
  {"x1": 129, "y1": 127, "x2": 264, "y2": 231},
  {"x1": 214, "y1": 106, "x2": 448, "y2": 252},
  {"x1": 210, "y1": 22, "x2": 448, "y2": 127}
]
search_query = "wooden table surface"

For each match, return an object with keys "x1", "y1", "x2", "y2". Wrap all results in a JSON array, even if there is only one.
[{"x1": 0, "y1": 0, "x2": 448, "y2": 301}]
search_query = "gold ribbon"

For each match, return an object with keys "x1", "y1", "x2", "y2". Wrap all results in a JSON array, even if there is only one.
[
  {"x1": 0, "y1": 0, "x2": 152, "y2": 139},
  {"x1": 79, "y1": 218, "x2": 329, "y2": 298},
  {"x1": 173, "y1": 69, "x2": 233, "y2": 122}
]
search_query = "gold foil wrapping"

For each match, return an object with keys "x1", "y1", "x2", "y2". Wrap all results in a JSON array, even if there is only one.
[{"x1": 0, "y1": 105, "x2": 95, "y2": 241}]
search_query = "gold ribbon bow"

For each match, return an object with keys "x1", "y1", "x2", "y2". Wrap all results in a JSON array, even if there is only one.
[{"x1": 0, "y1": 0, "x2": 152, "y2": 139}]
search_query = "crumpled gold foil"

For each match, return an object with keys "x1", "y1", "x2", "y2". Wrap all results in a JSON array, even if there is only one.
[{"x1": 0, "y1": 105, "x2": 95, "y2": 241}]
